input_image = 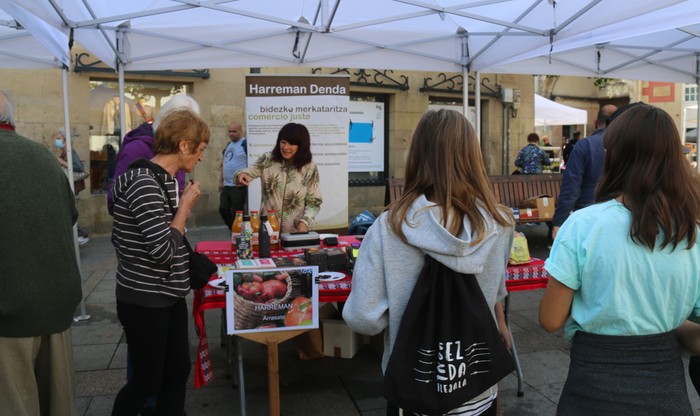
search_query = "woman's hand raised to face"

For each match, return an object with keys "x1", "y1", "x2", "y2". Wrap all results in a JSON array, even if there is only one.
[
  {"x1": 180, "y1": 180, "x2": 201, "y2": 211},
  {"x1": 170, "y1": 180, "x2": 200, "y2": 234}
]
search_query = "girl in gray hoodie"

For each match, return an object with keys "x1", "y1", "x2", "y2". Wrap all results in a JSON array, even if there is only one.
[{"x1": 343, "y1": 109, "x2": 515, "y2": 416}]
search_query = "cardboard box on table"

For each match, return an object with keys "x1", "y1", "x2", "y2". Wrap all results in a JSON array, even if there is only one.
[
  {"x1": 519, "y1": 208, "x2": 538, "y2": 220},
  {"x1": 520, "y1": 195, "x2": 555, "y2": 220}
]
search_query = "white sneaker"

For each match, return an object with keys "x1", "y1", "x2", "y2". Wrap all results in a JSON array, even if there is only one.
[{"x1": 78, "y1": 236, "x2": 90, "y2": 246}]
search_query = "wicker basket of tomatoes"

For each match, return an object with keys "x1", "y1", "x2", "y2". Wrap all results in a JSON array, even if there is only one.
[{"x1": 232, "y1": 270, "x2": 293, "y2": 330}]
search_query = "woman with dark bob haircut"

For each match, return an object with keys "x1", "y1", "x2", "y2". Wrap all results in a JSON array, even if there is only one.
[
  {"x1": 236, "y1": 122, "x2": 322, "y2": 232},
  {"x1": 111, "y1": 109, "x2": 210, "y2": 415},
  {"x1": 540, "y1": 103, "x2": 700, "y2": 415}
]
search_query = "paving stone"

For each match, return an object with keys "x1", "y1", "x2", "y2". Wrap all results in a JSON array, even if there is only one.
[{"x1": 70, "y1": 228, "x2": 700, "y2": 416}]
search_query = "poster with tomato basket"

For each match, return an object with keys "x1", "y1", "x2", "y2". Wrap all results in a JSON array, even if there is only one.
[{"x1": 225, "y1": 266, "x2": 318, "y2": 334}]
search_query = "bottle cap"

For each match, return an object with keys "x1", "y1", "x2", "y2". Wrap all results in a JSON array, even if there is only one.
[
  {"x1": 243, "y1": 214, "x2": 250, "y2": 221},
  {"x1": 236, "y1": 210, "x2": 243, "y2": 213}
]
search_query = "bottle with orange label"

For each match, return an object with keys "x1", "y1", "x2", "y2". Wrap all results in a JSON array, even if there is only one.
[
  {"x1": 250, "y1": 210, "x2": 260, "y2": 249},
  {"x1": 267, "y1": 209, "x2": 280, "y2": 250},
  {"x1": 231, "y1": 210, "x2": 244, "y2": 251}
]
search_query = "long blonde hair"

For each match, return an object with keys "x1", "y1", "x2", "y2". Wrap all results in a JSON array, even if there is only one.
[{"x1": 388, "y1": 109, "x2": 513, "y2": 244}]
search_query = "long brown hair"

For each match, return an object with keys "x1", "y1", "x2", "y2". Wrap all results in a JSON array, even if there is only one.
[
  {"x1": 388, "y1": 109, "x2": 513, "y2": 244},
  {"x1": 597, "y1": 103, "x2": 700, "y2": 250}
]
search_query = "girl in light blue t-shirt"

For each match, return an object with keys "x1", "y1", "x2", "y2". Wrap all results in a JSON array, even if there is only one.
[{"x1": 540, "y1": 103, "x2": 700, "y2": 416}]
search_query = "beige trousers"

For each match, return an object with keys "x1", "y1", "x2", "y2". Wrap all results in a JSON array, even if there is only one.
[{"x1": 0, "y1": 328, "x2": 75, "y2": 416}]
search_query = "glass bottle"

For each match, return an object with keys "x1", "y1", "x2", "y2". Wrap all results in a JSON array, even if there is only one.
[
  {"x1": 250, "y1": 210, "x2": 260, "y2": 249},
  {"x1": 267, "y1": 209, "x2": 280, "y2": 250},
  {"x1": 258, "y1": 213, "x2": 271, "y2": 258},
  {"x1": 231, "y1": 210, "x2": 244, "y2": 251},
  {"x1": 237, "y1": 214, "x2": 253, "y2": 259}
]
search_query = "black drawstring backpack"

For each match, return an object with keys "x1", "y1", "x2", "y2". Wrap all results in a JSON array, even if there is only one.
[{"x1": 383, "y1": 254, "x2": 515, "y2": 415}]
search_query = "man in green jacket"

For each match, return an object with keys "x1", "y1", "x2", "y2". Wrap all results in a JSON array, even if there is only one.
[{"x1": 0, "y1": 90, "x2": 83, "y2": 416}]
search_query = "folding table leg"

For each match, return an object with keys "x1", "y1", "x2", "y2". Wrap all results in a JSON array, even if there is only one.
[
  {"x1": 226, "y1": 334, "x2": 239, "y2": 387},
  {"x1": 220, "y1": 309, "x2": 227, "y2": 348},
  {"x1": 237, "y1": 337, "x2": 247, "y2": 416},
  {"x1": 504, "y1": 294, "x2": 525, "y2": 397}
]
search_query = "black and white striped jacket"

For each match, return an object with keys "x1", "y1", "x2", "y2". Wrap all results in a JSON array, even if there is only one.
[{"x1": 111, "y1": 159, "x2": 190, "y2": 307}]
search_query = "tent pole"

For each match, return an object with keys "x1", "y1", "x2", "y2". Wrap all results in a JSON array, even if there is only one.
[
  {"x1": 63, "y1": 67, "x2": 90, "y2": 322},
  {"x1": 117, "y1": 28, "x2": 127, "y2": 140},
  {"x1": 475, "y1": 71, "x2": 481, "y2": 144},
  {"x1": 463, "y1": 65, "x2": 468, "y2": 120}
]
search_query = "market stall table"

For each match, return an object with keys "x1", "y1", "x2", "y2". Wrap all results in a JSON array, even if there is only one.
[
  {"x1": 192, "y1": 236, "x2": 359, "y2": 389},
  {"x1": 192, "y1": 240, "x2": 549, "y2": 397}
]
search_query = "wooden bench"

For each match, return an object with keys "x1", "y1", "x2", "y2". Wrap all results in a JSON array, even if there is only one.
[
  {"x1": 385, "y1": 177, "x2": 405, "y2": 205},
  {"x1": 386, "y1": 174, "x2": 561, "y2": 223}
]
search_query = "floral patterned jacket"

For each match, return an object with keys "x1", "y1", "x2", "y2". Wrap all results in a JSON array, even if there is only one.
[
  {"x1": 235, "y1": 152, "x2": 322, "y2": 232},
  {"x1": 514, "y1": 144, "x2": 551, "y2": 174}
]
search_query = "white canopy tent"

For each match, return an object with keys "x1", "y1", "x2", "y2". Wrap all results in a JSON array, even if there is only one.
[
  {"x1": 0, "y1": 0, "x2": 67, "y2": 68},
  {"x1": 534, "y1": 93, "x2": 587, "y2": 127},
  {"x1": 486, "y1": 6, "x2": 700, "y2": 166},
  {"x1": 13, "y1": 0, "x2": 691, "y2": 72},
  {"x1": 0, "y1": 0, "x2": 90, "y2": 321},
  {"x1": 484, "y1": 2, "x2": 700, "y2": 84},
  {"x1": 8, "y1": 0, "x2": 696, "y2": 138},
  {"x1": 5, "y1": 0, "x2": 700, "y2": 153}
]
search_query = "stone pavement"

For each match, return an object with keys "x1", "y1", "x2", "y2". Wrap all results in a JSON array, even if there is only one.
[{"x1": 71, "y1": 224, "x2": 700, "y2": 415}]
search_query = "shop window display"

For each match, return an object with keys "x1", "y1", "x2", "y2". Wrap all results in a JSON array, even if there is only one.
[{"x1": 88, "y1": 80, "x2": 189, "y2": 194}]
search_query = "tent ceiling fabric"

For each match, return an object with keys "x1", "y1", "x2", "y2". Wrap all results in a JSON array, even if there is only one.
[
  {"x1": 0, "y1": 0, "x2": 68, "y2": 68},
  {"x1": 7, "y1": 0, "x2": 697, "y2": 73},
  {"x1": 486, "y1": 1, "x2": 700, "y2": 83},
  {"x1": 534, "y1": 94, "x2": 587, "y2": 126}
]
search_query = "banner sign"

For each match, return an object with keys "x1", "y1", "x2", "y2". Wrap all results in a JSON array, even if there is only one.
[{"x1": 245, "y1": 75, "x2": 350, "y2": 230}]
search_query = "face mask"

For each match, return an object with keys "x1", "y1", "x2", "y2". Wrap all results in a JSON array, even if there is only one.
[{"x1": 54, "y1": 138, "x2": 65, "y2": 149}]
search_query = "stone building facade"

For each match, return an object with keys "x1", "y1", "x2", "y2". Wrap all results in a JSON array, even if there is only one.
[{"x1": 1, "y1": 58, "x2": 681, "y2": 235}]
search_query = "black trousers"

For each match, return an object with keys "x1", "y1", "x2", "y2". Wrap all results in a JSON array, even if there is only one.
[
  {"x1": 219, "y1": 186, "x2": 247, "y2": 229},
  {"x1": 112, "y1": 299, "x2": 191, "y2": 416}
]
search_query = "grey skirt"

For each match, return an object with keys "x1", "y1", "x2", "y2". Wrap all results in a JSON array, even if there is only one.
[{"x1": 558, "y1": 330, "x2": 693, "y2": 416}]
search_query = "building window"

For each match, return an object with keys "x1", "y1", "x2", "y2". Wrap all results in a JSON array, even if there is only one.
[
  {"x1": 685, "y1": 85, "x2": 698, "y2": 102},
  {"x1": 88, "y1": 80, "x2": 191, "y2": 194}
]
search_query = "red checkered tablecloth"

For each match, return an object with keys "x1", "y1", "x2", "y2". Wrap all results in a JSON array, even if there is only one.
[{"x1": 506, "y1": 258, "x2": 550, "y2": 292}]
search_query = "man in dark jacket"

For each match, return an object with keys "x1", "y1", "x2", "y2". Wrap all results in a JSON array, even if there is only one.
[
  {"x1": 552, "y1": 104, "x2": 617, "y2": 239},
  {"x1": 0, "y1": 90, "x2": 83, "y2": 415}
]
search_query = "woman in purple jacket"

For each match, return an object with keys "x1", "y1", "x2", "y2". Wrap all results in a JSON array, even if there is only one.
[{"x1": 107, "y1": 94, "x2": 200, "y2": 215}]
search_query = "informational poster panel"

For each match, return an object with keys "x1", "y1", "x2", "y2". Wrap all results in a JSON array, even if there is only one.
[
  {"x1": 348, "y1": 101, "x2": 385, "y2": 172},
  {"x1": 245, "y1": 75, "x2": 350, "y2": 230},
  {"x1": 225, "y1": 266, "x2": 319, "y2": 334}
]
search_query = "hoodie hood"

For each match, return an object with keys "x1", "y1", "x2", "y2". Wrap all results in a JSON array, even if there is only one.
[
  {"x1": 401, "y1": 194, "x2": 505, "y2": 275},
  {"x1": 122, "y1": 122, "x2": 154, "y2": 148}
]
